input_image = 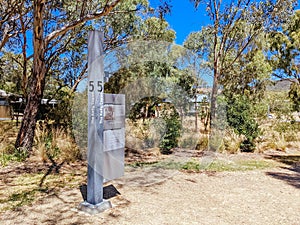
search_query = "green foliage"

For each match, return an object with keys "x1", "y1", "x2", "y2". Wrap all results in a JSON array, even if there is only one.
[
  {"x1": 43, "y1": 86, "x2": 74, "y2": 126},
  {"x1": 268, "y1": 10, "x2": 300, "y2": 109},
  {"x1": 266, "y1": 90, "x2": 294, "y2": 120},
  {"x1": 72, "y1": 90, "x2": 88, "y2": 152},
  {"x1": 137, "y1": 17, "x2": 176, "y2": 42},
  {"x1": 0, "y1": 148, "x2": 28, "y2": 167},
  {"x1": 0, "y1": 52, "x2": 26, "y2": 95},
  {"x1": 0, "y1": 121, "x2": 28, "y2": 166},
  {"x1": 289, "y1": 82, "x2": 300, "y2": 112},
  {"x1": 222, "y1": 49, "x2": 272, "y2": 101},
  {"x1": 127, "y1": 160, "x2": 183, "y2": 170},
  {"x1": 226, "y1": 95, "x2": 260, "y2": 152},
  {"x1": 209, "y1": 160, "x2": 274, "y2": 171},
  {"x1": 127, "y1": 158, "x2": 275, "y2": 172},
  {"x1": 275, "y1": 121, "x2": 300, "y2": 135},
  {"x1": 181, "y1": 160, "x2": 200, "y2": 171},
  {"x1": 183, "y1": 27, "x2": 213, "y2": 63},
  {"x1": 268, "y1": 10, "x2": 300, "y2": 81},
  {"x1": 129, "y1": 96, "x2": 161, "y2": 121},
  {"x1": 2, "y1": 0, "x2": 177, "y2": 152},
  {"x1": 0, "y1": 189, "x2": 38, "y2": 211},
  {"x1": 159, "y1": 105, "x2": 182, "y2": 154},
  {"x1": 187, "y1": 0, "x2": 295, "y2": 124}
]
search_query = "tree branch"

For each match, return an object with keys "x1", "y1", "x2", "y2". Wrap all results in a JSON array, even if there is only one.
[
  {"x1": 45, "y1": 0, "x2": 122, "y2": 45},
  {"x1": 71, "y1": 63, "x2": 88, "y2": 93}
]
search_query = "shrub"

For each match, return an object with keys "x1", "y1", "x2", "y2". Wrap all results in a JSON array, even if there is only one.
[
  {"x1": 289, "y1": 82, "x2": 300, "y2": 112},
  {"x1": 181, "y1": 160, "x2": 200, "y2": 171},
  {"x1": 159, "y1": 105, "x2": 182, "y2": 154},
  {"x1": 226, "y1": 95, "x2": 260, "y2": 152}
]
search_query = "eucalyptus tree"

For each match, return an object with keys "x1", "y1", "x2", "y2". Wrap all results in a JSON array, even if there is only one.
[
  {"x1": 0, "y1": 0, "x2": 24, "y2": 50},
  {"x1": 186, "y1": 0, "x2": 296, "y2": 123},
  {"x1": 0, "y1": 0, "x2": 32, "y2": 97},
  {"x1": 185, "y1": 26, "x2": 272, "y2": 151},
  {"x1": 44, "y1": 15, "x2": 176, "y2": 128},
  {"x1": 268, "y1": 10, "x2": 300, "y2": 112},
  {"x1": 0, "y1": 52, "x2": 26, "y2": 94},
  {"x1": 51, "y1": 16, "x2": 176, "y2": 95},
  {"x1": 8, "y1": 0, "x2": 152, "y2": 152}
]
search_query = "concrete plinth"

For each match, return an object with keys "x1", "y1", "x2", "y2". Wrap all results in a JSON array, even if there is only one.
[{"x1": 78, "y1": 200, "x2": 112, "y2": 214}]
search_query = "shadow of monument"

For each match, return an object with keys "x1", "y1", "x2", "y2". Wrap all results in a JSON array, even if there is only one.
[{"x1": 79, "y1": 184, "x2": 121, "y2": 201}]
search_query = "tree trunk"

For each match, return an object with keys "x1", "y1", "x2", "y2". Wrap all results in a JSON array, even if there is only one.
[
  {"x1": 194, "y1": 95, "x2": 198, "y2": 132},
  {"x1": 210, "y1": 70, "x2": 218, "y2": 125},
  {"x1": 210, "y1": 44, "x2": 220, "y2": 129},
  {"x1": 211, "y1": 15, "x2": 220, "y2": 128},
  {"x1": 15, "y1": 0, "x2": 45, "y2": 152}
]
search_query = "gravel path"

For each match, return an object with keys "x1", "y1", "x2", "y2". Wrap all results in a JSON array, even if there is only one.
[{"x1": 1, "y1": 165, "x2": 299, "y2": 225}]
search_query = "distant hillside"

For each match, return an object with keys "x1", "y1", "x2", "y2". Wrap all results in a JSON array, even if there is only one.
[{"x1": 266, "y1": 79, "x2": 296, "y2": 92}]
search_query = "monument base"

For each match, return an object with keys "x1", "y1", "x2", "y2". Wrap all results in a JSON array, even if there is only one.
[{"x1": 78, "y1": 200, "x2": 112, "y2": 214}]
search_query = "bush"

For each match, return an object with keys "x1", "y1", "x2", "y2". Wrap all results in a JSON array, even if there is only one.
[
  {"x1": 226, "y1": 95, "x2": 260, "y2": 152},
  {"x1": 289, "y1": 82, "x2": 300, "y2": 112},
  {"x1": 159, "y1": 105, "x2": 182, "y2": 154},
  {"x1": 275, "y1": 121, "x2": 300, "y2": 142},
  {"x1": 181, "y1": 160, "x2": 200, "y2": 171}
]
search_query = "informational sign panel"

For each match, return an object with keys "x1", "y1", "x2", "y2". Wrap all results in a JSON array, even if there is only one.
[
  {"x1": 102, "y1": 94, "x2": 125, "y2": 181},
  {"x1": 104, "y1": 129, "x2": 125, "y2": 152}
]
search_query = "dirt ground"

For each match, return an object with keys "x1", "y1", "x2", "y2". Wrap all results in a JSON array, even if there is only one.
[{"x1": 0, "y1": 151, "x2": 299, "y2": 225}]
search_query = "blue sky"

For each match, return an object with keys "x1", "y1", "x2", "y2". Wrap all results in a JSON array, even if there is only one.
[
  {"x1": 164, "y1": 1, "x2": 210, "y2": 44},
  {"x1": 150, "y1": 0, "x2": 210, "y2": 44},
  {"x1": 150, "y1": 0, "x2": 300, "y2": 45}
]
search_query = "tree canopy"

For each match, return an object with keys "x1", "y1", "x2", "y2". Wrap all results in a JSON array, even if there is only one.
[
  {"x1": 0, "y1": 0, "x2": 176, "y2": 152},
  {"x1": 186, "y1": 0, "x2": 296, "y2": 123},
  {"x1": 0, "y1": 0, "x2": 299, "y2": 154}
]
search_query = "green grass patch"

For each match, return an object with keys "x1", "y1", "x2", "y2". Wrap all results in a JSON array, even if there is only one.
[
  {"x1": 3, "y1": 189, "x2": 38, "y2": 210},
  {"x1": 0, "y1": 150, "x2": 28, "y2": 167},
  {"x1": 181, "y1": 159, "x2": 275, "y2": 172},
  {"x1": 0, "y1": 149, "x2": 28, "y2": 167},
  {"x1": 127, "y1": 158, "x2": 276, "y2": 172},
  {"x1": 127, "y1": 160, "x2": 184, "y2": 170},
  {"x1": 0, "y1": 187, "x2": 43, "y2": 212}
]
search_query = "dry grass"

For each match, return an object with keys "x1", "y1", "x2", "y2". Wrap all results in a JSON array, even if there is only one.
[
  {"x1": 223, "y1": 129, "x2": 243, "y2": 154},
  {"x1": 0, "y1": 121, "x2": 18, "y2": 154},
  {"x1": 126, "y1": 116, "x2": 207, "y2": 152},
  {"x1": 257, "y1": 120, "x2": 300, "y2": 153},
  {"x1": 34, "y1": 124, "x2": 81, "y2": 163},
  {"x1": 0, "y1": 121, "x2": 25, "y2": 166}
]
